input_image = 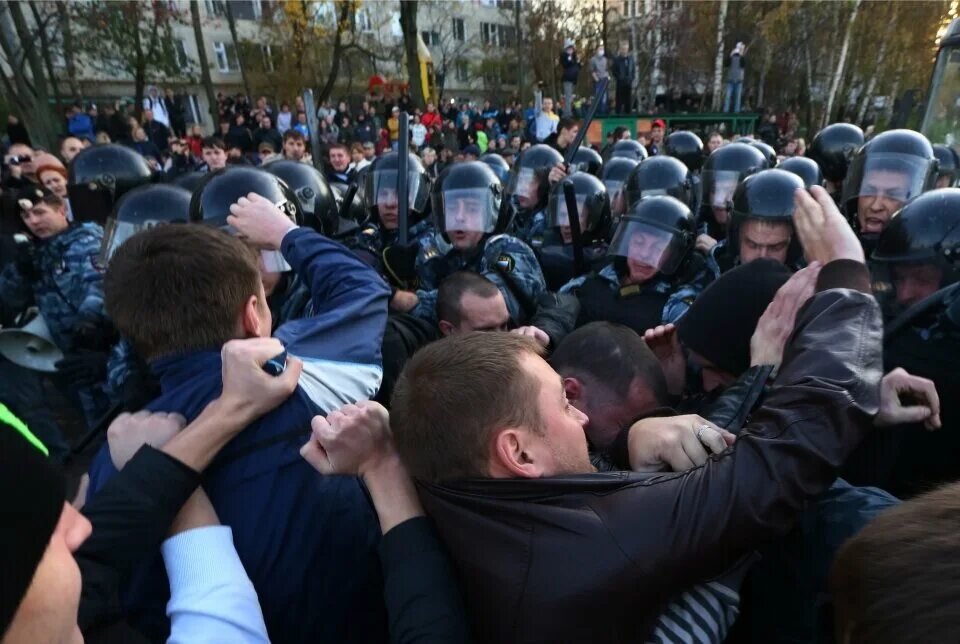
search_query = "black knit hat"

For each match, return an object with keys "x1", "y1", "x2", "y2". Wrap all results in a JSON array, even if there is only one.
[
  {"x1": 678, "y1": 258, "x2": 791, "y2": 376},
  {"x1": 0, "y1": 414, "x2": 66, "y2": 636}
]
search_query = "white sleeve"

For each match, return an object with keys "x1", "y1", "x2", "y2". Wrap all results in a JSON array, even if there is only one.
[{"x1": 163, "y1": 526, "x2": 270, "y2": 644}]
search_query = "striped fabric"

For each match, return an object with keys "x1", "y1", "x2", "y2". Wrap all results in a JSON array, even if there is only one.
[{"x1": 649, "y1": 581, "x2": 741, "y2": 644}]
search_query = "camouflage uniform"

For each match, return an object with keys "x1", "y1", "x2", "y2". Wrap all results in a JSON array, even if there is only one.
[
  {"x1": 511, "y1": 208, "x2": 547, "y2": 250},
  {"x1": 349, "y1": 219, "x2": 440, "y2": 288},
  {"x1": 560, "y1": 262, "x2": 706, "y2": 329},
  {"x1": 412, "y1": 233, "x2": 547, "y2": 325}
]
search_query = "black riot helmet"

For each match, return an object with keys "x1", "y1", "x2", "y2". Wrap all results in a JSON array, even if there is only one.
[
  {"x1": 169, "y1": 171, "x2": 206, "y2": 194},
  {"x1": 807, "y1": 123, "x2": 864, "y2": 184},
  {"x1": 189, "y1": 166, "x2": 302, "y2": 228},
  {"x1": 600, "y1": 157, "x2": 640, "y2": 218},
  {"x1": 749, "y1": 140, "x2": 778, "y2": 167},
  {"x1": 480, "y1": 152, "x2": 511, "y2": 184},
  {"x1": 432, "y1": 161, "x2": 506, "y2": 240},
  {"x1": 777, "y1": 156, "x2": 824, "y2": 188},
  {"x1": 701, "y1": 142, "x2": 769, "y2": 227},
  {"x1": 728, "y1": 169, "x2": 805, "y2": 265},
  {"x1": 68, "y1": 144, "x2": 153, "y2": 225},
  {"x1": 664, "y1": 130, "x2": 705, "y2": 172},
  {"x1": 569, "y1": 146, "x2": 603, "y2": 177},
  {"x1": 872, "y1": 188, "x2": 960, "y2": 308},
  {"x1": 933, "y1": 144, "x2": 960, "y2": 188},
  {"x1": 625, "y1": 156, "x2": 694, "y2": 210},
  {"x1": 506, "y1": 144, "x2": 562, "y2": 214},
  {"x1": 545, "y1": 172, "x2": 610, "y2": 242},
  {"x1": 362, "y1": 151, "x2": 432, "y2": 228},
  {"x1": 609, "y1": 196, "x2": 696, "y2": 278},
  {"x1": 263, "y1": 160, "x2": 337, "y2": 234},
  {"x1": 841, "y1": 129, "x2": 938, "y2": 236},
  {"x1": 100, "y1": 184, "x2": 191, "y2": 264},
  {"x1": 608, "y1": 139, "x2": 648, "y2": 162}
]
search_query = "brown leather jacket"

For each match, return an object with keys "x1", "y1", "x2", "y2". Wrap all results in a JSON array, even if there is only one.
[{"x1": 417, "y1": 261, "x2": 882, "y2": 643}]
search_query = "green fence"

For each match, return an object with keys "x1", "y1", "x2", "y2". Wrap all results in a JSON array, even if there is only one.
[{"x1": 596, "y1": 113, "x2": 759, "y2": 141}]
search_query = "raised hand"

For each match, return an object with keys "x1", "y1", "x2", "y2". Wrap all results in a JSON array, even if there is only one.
[
  {"x1": 793, "y1": 186, "x2": 864, "y2": 264},
  {"x1": 750, "y1": 262, "x2": 822, "y2": 369}
]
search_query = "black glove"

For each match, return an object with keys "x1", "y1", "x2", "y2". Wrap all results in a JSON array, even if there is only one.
[
  {"x1": 55, "y1": 350, "x2": 108, "y2": 387},
  {"x1": 14, "y1": 242, "x2": 40, "y2": 283},
  {"x1": 73, "y1": 316, "x2": 117, "y2": 352},
  {"x1": 382, "y1": 242, "x2": 420, "y2": 290}
]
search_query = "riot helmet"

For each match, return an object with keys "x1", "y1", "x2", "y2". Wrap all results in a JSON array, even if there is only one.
[
  {"x1": 701, "y1": 142, "x2": 769, "y2": 231},
  {"x1": 362, "y1": 151, "x2": 432, "y2": 230},
  {"x1": 432, "y1": 161, "x2": 504, "y2": 249},
  {"x1": 264, "y1": 160, "x2": 337, "y2": 234},
  {"x1": 480, "y1": 152, "x2": 511, "y2": 184},
  {"x1": 777, "y1": 156, "x2": 824, "y2": 188},
  {"x1": 100, "y1": 184, "x2": 191, "y2": 264},
  {"x1": 545, "y1": 172, "x2": 610, "y2": 245},
  {"x1": 601, "y1": 157, "x2": 640, "y2": 219},
  {"x1": 68, "y1": 144, "x2": 153, "y2": 225},
  {"x1": 608, "y1": 195, "x2": 696, "y2": 280},
  {"x1": 189, "y1": 166, "x2": 303, "y2": 273},
  {"x1": 749, "y1": 140, "x2": 778, "y2": 167},
  {"x1": 872, "y1": 188, "x2": 960, "y2": 309},
  {"x1": 933, "y1": 144, "x2": 960, "y2": 188},
  {"x1": 842, "y1": 129, "x2": 937, "y2": 238},
  {"x1": 569, "y1": 146, "x2": 603, "y2": 177},
  {"x1": 608, "y1": 139, "x2": 648, "y2": 162},
  {"x1": 664, "y1": 130, "x2": 705, "y2": 172},
  {"x1": 505, "y1": 144, "x2": 562, "y2": 214},
  {"x1": 728, "y1": 169, "x2": 805, "y2": 266},
  {"x1": 625, "y1": 156, "x2": 694, "y2": 210},
  {"x1": 170, "y1": 171, "x2": 206, "y2": 194},
  {"x1": 807, "y1": 123, "x2": 864, "y2": 184}
]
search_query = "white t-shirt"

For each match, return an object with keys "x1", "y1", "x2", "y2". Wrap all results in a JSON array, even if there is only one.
[{"x1": 144, "y1": 95, "x2": 170, "y2": 127}]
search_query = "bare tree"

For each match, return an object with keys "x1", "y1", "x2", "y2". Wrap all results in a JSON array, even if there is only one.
[
  {"x1": 400, "y1": 0, "x2": 426, "y2": 108},
  {"x1": 710, "y1": 0, "x2": 728, "y2": 112},
  {"x1": 224, "y1": 0, "x2": 252, "y2": 100},
  {"x1": 822, "y1": 0, "x2": 862, "y2": 127},
  {"x1": 56, "y1": 1, "x2": 80, "y2": 102},
  {"x1": 190, "y1": 0, "x2": 217, "y2": 126}
]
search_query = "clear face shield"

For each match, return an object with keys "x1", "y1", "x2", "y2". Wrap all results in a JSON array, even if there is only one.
[
  {"x1": 440, "y1": 188, "x2": 497, "y2": 234},
  {"x1": 507, "y1": 167, "x2": 541, "y2": 210},
  {"x1": 701, "y1": 170, "x2": 740, "y2": 224},
  {"x1": 604, "y1": 179, "x2": 626, "y2": 216},
  {"x1": 608, "y1": 219, "x2": 685, "y2": 276},
  {"x1": 365, "y1": 169, "x2": 429, "y2": 215},
  {"x1": 99, "y1": 219, "x2": 173, "y2": 265}
]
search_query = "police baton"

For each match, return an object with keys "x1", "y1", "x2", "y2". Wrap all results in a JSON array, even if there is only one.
[
  {"x1": 338, "y1": 182, "x2": 359, "y2": 221},
  {"x1": 562, "y1": 179, "x2": 586, "y2": 277},
  {"x1": 563, "y1": 77, "x2": 609, "y2": 170},
  {"x1": 301, "y1": 89, "x2": 323, "y2": 171},
  {"x1": 397, "y1": 111, "x2": 410, "y2": 246}
]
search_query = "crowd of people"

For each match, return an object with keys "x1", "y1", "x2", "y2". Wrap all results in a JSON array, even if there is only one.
[{"x1": 2, "y1": 77, "x2": 960, "y2": 644}]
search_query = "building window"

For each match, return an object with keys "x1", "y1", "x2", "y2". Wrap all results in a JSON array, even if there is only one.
[
  {"x1": 357, "y1": 8, "x2": 373, "y2": 33},
  {"x1": 496, "y1": 0, "x2": 516, "y2": 9},
  {"x1": 174, "y1": 39, "x2": 190, "y2": 68},
  {"x1": 625, "y1": 0, "x2": 640, "y2": 18},
  {"x1": 231, "y1": 0, "x2": 263, "y2": 20},
  {"x1": 452, "y1": 17, "x2": 465, "y2": 42},
  {"x1": 421, "y1": 30, "x2": 440, "y2": 46},
  {"x1": 455, "y1": 60, "x2": 469, "y2": 82},
  {"x1": 204, "y1": 0, "x2": 226, "y2": 18},
  {"x1": 481, "y1": 22, "x2": 514, "y2": 48},
  {"x1": 261, "y1": 44, "x2": 274, "y2": 72},
  {"x1": 213, "y1": 41, "x2": 239, "y2": 72}
]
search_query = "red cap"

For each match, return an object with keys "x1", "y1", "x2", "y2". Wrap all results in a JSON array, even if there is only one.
[{"x1": 652, "y1": 119, "x2": 666, "y2": 129}]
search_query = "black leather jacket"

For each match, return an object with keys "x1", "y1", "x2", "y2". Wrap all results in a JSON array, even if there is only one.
[{"x1": 417, "y1": 261, "x2": 881, "y2": 643}]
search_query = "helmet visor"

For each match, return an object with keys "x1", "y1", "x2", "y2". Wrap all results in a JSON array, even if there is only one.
[
  {"x1": 67, "y1": 184, "x2": 114, "y2": 225},
  {"x1": 364, "y1": 169, "x2": 429, "y2": 213},
  {"x1": 701, "y1": 170, "x2": 741, "y2": 208},
  {"x1": 440, "y1": 188, "x2": 497, "y2": 233},
  {"x1": 609, "y1": 219, "x2": 686, "y2": 275},
  {"x1": 844, "y1": 153, "x2": 933, "y2": 206},
  {"x1": 507, "y1": 166, "x2": 541, "y2": 202},
  {"x1": 546, "y1": 192, "x2": 588, "y2": 229},
  {"x1": 99, "y1": 220, "x2": 154, "y2": 265}
]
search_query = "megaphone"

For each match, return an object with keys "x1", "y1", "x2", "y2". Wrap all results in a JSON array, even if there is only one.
[{"x1": 0, "y1": 315, "x2": 64, "y2": 372}]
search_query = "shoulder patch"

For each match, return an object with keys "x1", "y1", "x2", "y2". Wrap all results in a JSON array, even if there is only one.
[{"x1": 495, "y1": 253, "x2": 515, "y2": 272}]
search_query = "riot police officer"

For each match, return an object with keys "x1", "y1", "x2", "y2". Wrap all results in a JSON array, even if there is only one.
[
  {"x1": 480, "y1": 152, "x2": 511, "y2": 184},
  {"x1": 777, "y1": 156, "x2": 823, "y2": 188},
  {"x1": 403, "y1": 161, "x2": 546, "y2": 325},
  {"x1": 807, "y1": 122, "x2": 864, "y2": 203},
  {"x1": 933, "y1": 144, "x2": 960, "y2": 188},
  {"x1": 505, "y1": 143, "x2": 563, "y2": 247},
  {"x1": 560, "y1": 195, "x2": 705, "y2": 333},
  {"x1": 749, "y1": 139, "x2": 778, "y2": 167},
  {"x1": 841, "y1": 129, "x2": 938, "y2": 253},
  {"x1": 68, "y1": 144, "x2": 153, "y2": 225},
  {"x1": 263, "y1": 160, "x2": 343, "y2": 237},
  {"x1": 700, "y1": 142, "x2": 769, "y2": 241},
  {"x1": 710, "y1": 169, "x2": 805, "y2": 275},
  {"x1": 624, "y1": 155, "x2": 694, "y2": 210},
  {"x1": 605, "y1": 138, "x2": 648, "y2": 163},
  {"x1": 538, "y1": 172, "x2": 611, "y2": 290},
  {"x1": 350, "y1": 151, "x2": 435, "y2": 291},
  {"x1": 570, "y1": 146, "x2": 604, "y2": 177},
  {"x1": 600, "y1": 156, "x2": 639, "y2": 227},
  {"x1": 663, "y1": 130, "x2": 705, "y2": 174}
]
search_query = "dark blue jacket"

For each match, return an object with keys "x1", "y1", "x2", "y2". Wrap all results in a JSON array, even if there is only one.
[{"x1": 86, "y1": 227, "x2": 391, "y2": 642}]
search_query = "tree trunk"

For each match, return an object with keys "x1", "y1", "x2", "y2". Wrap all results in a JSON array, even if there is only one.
[
  {"x1": 710, "y1": 0, "x2": 728, "y2": 112},
  {"x1": 57, "y1": 1, "x2": 80, "y2": 102},
  {"x1": 756, "y1": 43, "x2": 770, "y2": 109},
  {"x1": 190, "y1": 0, "x2": 218, "y2": 125},
  {"x1": 648, "y1": 0, "x2": 661, "y2": 110},
  {"x1": 224, "y1": 0, "x2": 251, "y2": 99},
  {"x1": 400, "y1": 0, "x2": 426, "y2": 109},
  {"x1": 317, "y1": 1, "x2": 353, "y2": 106},
  {"x1": 515, "y1": 0, "x2": 523, "y2": 93},
  {"x1": 1, "y1": 3, "x2": 59, "y2": 148},
  {"x1": 855, "y1": 10, "x2": 895, "y2": 125},
  {"x1": 822, "y1": 0, "x2": 861, "y2": 128},
  {"x1": 130, "y1": 1, "x2": 146, "y2": 120},
  {"x1": 28, "y1": 1, "x2": 63, "y2": 111}
]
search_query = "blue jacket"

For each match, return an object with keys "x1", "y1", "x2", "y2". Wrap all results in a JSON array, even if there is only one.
[{"x1": 86, "y1": 227, "x2": 391, "y2": 643}]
